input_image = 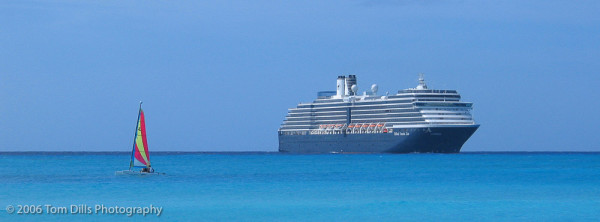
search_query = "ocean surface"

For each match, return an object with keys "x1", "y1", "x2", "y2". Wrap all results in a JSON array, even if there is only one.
[{"x1": 0, "y1": 152, "x2": 599, "y2": 221}]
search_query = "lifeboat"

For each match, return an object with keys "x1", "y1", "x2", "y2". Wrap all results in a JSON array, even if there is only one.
[
  {"x1": 369, "y1": 124, "x2": 376, "y2": 127},
  {"x1": 362, "y1": 124, "x2": 368, "y2": 128},
  {"x1": 348, "y1": 124, "x2": 354, "y2": 128},
  {"x1": 377, "y1": 124, "x2": 384, "y2": 127},
  {"x1": 336, "y1": 124, "x2": 343, "y2": 127}
]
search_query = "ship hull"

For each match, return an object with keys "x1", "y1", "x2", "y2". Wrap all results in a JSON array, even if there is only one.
[{"x1": 278, "y1": 125, "x2": 479, "y2": 153}]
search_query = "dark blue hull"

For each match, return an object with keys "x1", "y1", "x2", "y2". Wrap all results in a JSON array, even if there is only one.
[{"x1": 278, "y1": 125, "x2": 479, "y2": 153}]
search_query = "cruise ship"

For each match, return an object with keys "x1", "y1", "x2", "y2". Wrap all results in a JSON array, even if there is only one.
[{"x1": 278, "y1": 74, "x2": 479, "y2": 153}]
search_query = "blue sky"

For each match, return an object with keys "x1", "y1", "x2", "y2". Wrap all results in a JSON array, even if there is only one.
[{"x1": 1, "y1": 0, "x2": 598, "y2": 151}]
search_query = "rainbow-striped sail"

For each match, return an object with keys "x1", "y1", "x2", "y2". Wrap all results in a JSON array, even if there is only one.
[{"x1": 130, "y1": 103, "x2": 151, "y2": 169}]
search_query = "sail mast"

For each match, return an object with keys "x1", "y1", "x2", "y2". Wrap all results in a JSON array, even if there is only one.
[{"x1": 129, "y1": 101, "x2": 143, "y2": 170}]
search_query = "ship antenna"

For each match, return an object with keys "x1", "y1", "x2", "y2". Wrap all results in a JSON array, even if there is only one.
[{"x1": 417, "y1": 73, "x2": 427, "y2": 89}]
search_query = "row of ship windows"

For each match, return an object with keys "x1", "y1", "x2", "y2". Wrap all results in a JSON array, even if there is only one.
[
  {"x1": 421, "y1": 108, "x2": 469, "y2": 111},
  {"x1": 282, "y1": 117, "x2": 473, "y2": 127},
  {"x1": 351, "y1": 110, "x2": 419, "y2": 114},
  {"x1": 285, "y1": 117, "x2": 423, "y2": 122},
  {"x1": 280, "y1": 131, "x2": 309, "y2": 136},
  {"x1": 299, "y1": 103, "x2": 416, "y2": 108},
  {"x1": 298, "y1": 97, "x2": 461, "y2": 109},
  {"x1": 292, "y1": 103, "x2": 472, "y2": 113},
  {"x1": 278, "y1": 129, "x2": 401, "y2": 136},
  {"x1": 309, "y1": 130, "x2": 387, "y2": 135},
  {"x1": 426, "y1": 118, "x2": 472, "y2": 120},
  {"x1": 396, "y1": 90, "x2": 458, "y2": 94},
  {"x1": 287, "y1": 108, "x2": 471, "y2": 118},
  {"x1": 287, "y1": 113, "x2": 423, "y2": 119},
  {"x1": 352, "y1": 109, "x2": 418, "y2": 114},
  {"x1": 415, "y1": 99, "x2": 460, "y2": 102},
  {"x1": 391, "y1": 94, "x2": 460, "y2": 98},
  {"x1": 289, "y1": 109, "x2": 420, "y2": 115},
  {"x1": 291, "y1": 105, "x2": 415, "y2": 113},
  {"x1": 280, "y1": 122, "x2": 474, "y2": 133},
  {"x1": 424, "y1": 122, "x2": 475, "y2": 125},
  {"x1": 283, "y1": 119, "x2": 427, "y2": 126},
  {"x1": 283, "y1": 118, "x2": 471, "y2": 125},
  {"x1": 299, "y1": 98, "x2": 441, "y2": 108},
  {"x1": 299, "y1": 99, "x2": 413, "y2": 108},
  {"x1": 280, "y1": 121, "x2": 433, "y2": 130},
  {"x1": 422, "y1": 113, "x2": 471, "y2": 116},
  {"x1": 288, "y1": 107, "x2": 417, "y2": 116},
  {"x1": 286, "y1": 116, "x2": 426, "y2": 121},
  {"x1": 308, "y1": 93, "x2": 460, "y2": 105},
  {"x1": 287, "y1": 114, "x2": 420, "y2": 119},
  {"x1": 285, "y1": 112, "x2": 473, "y2": 120},
  {"x1": 415, "y1": 102, "x2": 473, "y2": 108},
  {"x1": 288, "y1": 108, "x2": 418, "y2": 116}
]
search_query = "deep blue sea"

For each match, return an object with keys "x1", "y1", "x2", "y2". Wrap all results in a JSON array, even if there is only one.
[{"x1": 0, "y1": 152, "x2": 599, "y2": 221}]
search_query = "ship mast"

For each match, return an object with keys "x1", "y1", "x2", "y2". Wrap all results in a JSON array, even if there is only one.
[{"x1": 416, "y1": 73, "x2": 428, "y2": 90}]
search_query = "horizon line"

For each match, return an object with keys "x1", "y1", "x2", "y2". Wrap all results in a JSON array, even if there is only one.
[{"x1": 0, "y1": 151, "x2": 599, "y2": 154}]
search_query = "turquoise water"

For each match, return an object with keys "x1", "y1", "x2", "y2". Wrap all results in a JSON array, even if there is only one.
[{"x1": 1, "y1": 153, "x2": 599, "y2": 221}]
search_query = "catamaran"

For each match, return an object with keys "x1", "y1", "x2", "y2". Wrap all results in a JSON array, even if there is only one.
[{"x1": 116, "y1": 102, "x2": 163, "y2": 175}]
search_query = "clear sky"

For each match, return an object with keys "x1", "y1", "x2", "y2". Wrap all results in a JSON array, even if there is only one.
[{"x1": 1, "y1": 0, "x2": 599, "y2": 151}]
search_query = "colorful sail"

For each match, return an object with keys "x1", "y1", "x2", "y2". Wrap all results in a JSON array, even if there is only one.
[{"x1": 131, "y1": 106, "x2": 151, "y2": 168}]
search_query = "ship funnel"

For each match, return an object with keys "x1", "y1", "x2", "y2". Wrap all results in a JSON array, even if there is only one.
[
  {"x1": 336, "y1": 76, "x2": 346, "y2": 97},
  {"x1": 345, "y1": 75, "x2": 357, "y2": 96}
]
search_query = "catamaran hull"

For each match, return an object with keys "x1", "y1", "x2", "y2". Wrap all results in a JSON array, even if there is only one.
[
  {"x1": 115, "y1": 170, "x2": 164, "y2": 175},
  {"x1": 278, "y1": 125, "x2": 479, "y2": 153}
]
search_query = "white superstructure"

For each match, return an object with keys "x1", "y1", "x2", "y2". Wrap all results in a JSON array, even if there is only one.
[{"x1": 279, "y1": 74, "x2": 477, "y2": 135}]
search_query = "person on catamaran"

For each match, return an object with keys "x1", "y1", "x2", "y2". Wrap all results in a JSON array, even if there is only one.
[{"x1": 141, "y1": 165, "x2": 154, "y2": 173}]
